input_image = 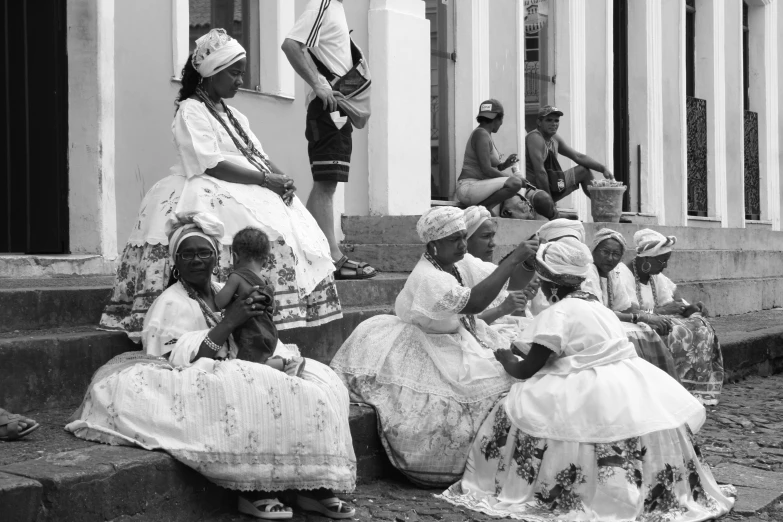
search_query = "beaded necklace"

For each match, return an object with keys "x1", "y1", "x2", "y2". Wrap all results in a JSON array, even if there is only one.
[
  {"x1": 194, "y1": 87, "x2": 272, "y2": 178},
  {"x1": 631, "y1": 261, "x2": 659, "y2": 310},
  {"x1": 424, "y1": 252, "x2": 491, "y2": 350},
  {"x1": 602, "y1": 275, "x2": 614, "y2": 310},
  {"x1": 179, "y1": 279, "x2": 232, "y2": 355}
]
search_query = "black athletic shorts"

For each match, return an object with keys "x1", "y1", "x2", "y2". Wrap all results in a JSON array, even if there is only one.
[{"x1": 305, "y1": 98, "x2": 353, "y2": 183}]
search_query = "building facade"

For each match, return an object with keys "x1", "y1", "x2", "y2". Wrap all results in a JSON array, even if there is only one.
[{"x1": 1, "y1": 0, "x2": 781, "y2": 266}]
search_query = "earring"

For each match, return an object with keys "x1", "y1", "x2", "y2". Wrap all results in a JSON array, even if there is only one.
[
  {"x1": 172, "y1": 268, "x2": 180, "y2": 280},
  {"x1": 547, "y1": 287, "x2": 560, "y2": 305},
  {"x1": 641, "y1": 261, "x2": 652, "y2": 273},
  {"x1": 212, "y1": 266, "x2": 220, "y2": 276}
]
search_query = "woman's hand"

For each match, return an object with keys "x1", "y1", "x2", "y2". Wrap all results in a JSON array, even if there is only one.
[
  {"x1": 222, "y1": 286, "x2": 272, "y2": 329},
  {"x1": 682, "y1": 303, "x2": 704, "y2": 318},
  {"x1": 500, "y1": 153, "x2": 519, "y2": 171},
  {"x1": 494, "y1": 348, "x2": 519, "y2": 368},
  {"x1": 509, "y1": 238, "x2": 540, "y2": 265},
  {"x1": 639, "y1": 313, "x2": 672, "y2": 336},
  {"x1": 264, "y1": 172, "x2": 296, "y2": 205},
  {"x1": 501, "y1": 291, "x2": 528, "y2": 315},
  {"x1": 654, "y1": 301, "x2": 686, "y2": 316}
]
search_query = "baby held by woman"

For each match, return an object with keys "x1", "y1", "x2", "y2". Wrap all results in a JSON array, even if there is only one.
[{"x1": 215, "y1": 227, "x2": 305, "y2": 376}]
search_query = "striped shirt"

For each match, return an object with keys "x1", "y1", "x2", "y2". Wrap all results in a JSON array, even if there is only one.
[{"x1": 287, "y1": 0, "x2": 352, "y2": 106}]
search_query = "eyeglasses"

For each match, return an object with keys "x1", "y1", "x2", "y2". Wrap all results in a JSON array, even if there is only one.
[
  {"x1": 596, "y1": 248, "x2": 623, "y2": 261},
  {"x1": 176, "y1": 250, "x2": 214, "y2": 261}
]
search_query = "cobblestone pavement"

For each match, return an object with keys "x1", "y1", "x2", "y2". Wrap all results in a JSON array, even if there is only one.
[{"x1": 198, "y1": 375, "x2": 783, "y2": 522}]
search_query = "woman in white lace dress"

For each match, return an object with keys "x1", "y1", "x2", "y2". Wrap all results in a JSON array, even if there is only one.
[
  {"x1": 69, "y1": 214, "x2": 356, "y2": 520},
  {"x1": 330, "y1": 207, "x2": 539, "y2": 487},
  {"x1": 100, "y1": 29, "x2": 340, "y2": 340}
]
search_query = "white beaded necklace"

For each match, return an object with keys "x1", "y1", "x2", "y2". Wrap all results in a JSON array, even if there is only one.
[{"x1": 632, "y1": 261, "x2": 659, "y2": 310}]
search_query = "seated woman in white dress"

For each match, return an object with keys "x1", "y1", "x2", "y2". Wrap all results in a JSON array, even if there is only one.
[
  {"x1": 101, "y1": 29, "x2": 344, "y2": 341},
  {"x1": 615, "y1": 229, "x2": 724, "y2": 405},
  {"x1": 330, "y1": 207, "x2": 538, "y2": 487},
  {"x1": 588, "y1": 228, "x2": 680, "y2": 381},
  {"x1": 440, "y1": 241, "x2": 735, "y2": 522},
  {"x1": 460, "y1": 206, "x2": 533, "y2": 344},
  {"x1": 68, "y1": 214, "x2": 356, "y2": 520}
]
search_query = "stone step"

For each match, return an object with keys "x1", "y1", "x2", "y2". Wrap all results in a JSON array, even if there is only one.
[
  {"x1": 0, "y1": 255, "x2": 117, "y2": 279},
  {"x1": 0, "y1": 304, "x2": 393, "y2": 413},
  {"x1": 0, "y1": 404, "x2": 390, "y2": 522},
  {"x1": 343, "y1": 215, "x2": 783, "y2": 251},
  {"x1": 0, "y1": 274, "x2": 406, "y2": 334}
]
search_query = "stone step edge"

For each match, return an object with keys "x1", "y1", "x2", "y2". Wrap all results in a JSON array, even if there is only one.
[{"x1": 0, "y1": 404, "x2": 391, "y2": 522}]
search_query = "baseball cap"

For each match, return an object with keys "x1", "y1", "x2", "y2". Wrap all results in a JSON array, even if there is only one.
[
  {"x1": 538, "y1": 105, "x2": 564, "y2": 118},
  {"x1": 477, "y1": 99, "x2": 504, "y2": 119}
]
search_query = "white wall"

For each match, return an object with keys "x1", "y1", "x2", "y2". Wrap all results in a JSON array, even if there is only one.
[{"x1": 113, "y1": 0, "x2": 371, "y2": 248}]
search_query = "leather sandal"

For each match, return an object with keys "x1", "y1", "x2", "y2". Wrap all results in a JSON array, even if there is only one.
[
  {"x1": 296, "y1": 495, "x2": 355, "y2": 519},
  {"x1": 0, "y1": 409, "x2": 40, "y2": 441},
  {"x1": 333, "y1": 255, "x2": 377, "y2": 280},
  {"x1": 237, "y1": 496, "x2": 293, "y2": 520}
]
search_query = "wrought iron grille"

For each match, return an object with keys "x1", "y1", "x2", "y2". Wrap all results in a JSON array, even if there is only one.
[
  {"x1": 525, "y1": 61, "x2": 540, "y2": 104},
  {"x1": 686, "y1": 97, "x2": 708, "y2": 216},
  {"x1": 744, "y1": 110, "x2": 760, "y2": 219}
]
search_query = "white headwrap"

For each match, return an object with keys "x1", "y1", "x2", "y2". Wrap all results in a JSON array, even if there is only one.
[
  {"x1": 463, "y1": 206, "x2": 492, "y2": 239},
  {"x1": 417, "y1": 207, "x2": 466, "y2": 244},
  {"x1": 634, "y1": 228, "x2": 677, "y2": 258},
  {"x1": 165, "y1": 212, "x2": 225, "y2": 262},
  {"x1": 535, "y1": 241, "x2": 593, "y2": 287},
  {"x1": 537, "y1": 219, "x2": 585, "y2": 244},
  {"x1": 192, "y1": 29, "x2": 246, "y2": 78},
  {"x1": 592, "y1": 228, "x2": 628, "y2": 255}
]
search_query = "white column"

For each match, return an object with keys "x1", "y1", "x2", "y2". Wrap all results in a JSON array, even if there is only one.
[
  {"x1": 515, "y1": 2, "x2": 526, "y2": 158},
  {"x1": 67, "y1": 0, "x2": 117, "y2": 257},
  {"x1": 454, "y1": 0, "x2": 489, "y2": 177},
  {"x1": 258, "y1": 0, "x2": 295, "y2": 98},
  {"x1": 552, "y1": 0, "x2": 588, "y2": 220},
  {"x1": 695, "y1": 0, "x2": 728, "y2": 225},
  {"x1": 171, "y1": 0, "x2": 188, "y2": 78},
  {"x1": 747, "y1": 0, "x2": 780, "y2": 229},
  {"x1": 724, "y1": 0, "x2": 746, "y2": 228},
  {"x1": 627, "y1": 0, "x2": 665, "y2": 220},
  {"x1": 367, "y1": 0, "x2": 430, "y2": 215}
]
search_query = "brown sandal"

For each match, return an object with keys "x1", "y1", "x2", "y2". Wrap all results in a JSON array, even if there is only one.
[
  {"x1": 0, "y1": 408, "x2": 40, "y2": 441},
  {"x1": 333, "y1": 255, "x2": 377, "y2": 280}
]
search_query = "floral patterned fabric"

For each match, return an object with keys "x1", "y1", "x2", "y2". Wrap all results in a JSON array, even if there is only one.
[
  {"x1": 617, "y1": 264, "x2": 724, "y2": 405},
  {"x1": 439, "y1": 400, "x2": 735, "y2": 521},
  {"x1": 100, "y1": 100, "x2": 342, "y2": 340}
]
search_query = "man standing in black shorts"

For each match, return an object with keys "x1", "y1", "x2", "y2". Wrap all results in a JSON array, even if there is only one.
[{"x1": 283, "y1": 0, "x2": 377, "y2": 280}]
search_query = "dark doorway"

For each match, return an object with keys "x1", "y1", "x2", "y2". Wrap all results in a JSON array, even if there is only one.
[
  {"x1": 1, "y1": 0, "x2": 69, "y2": 253},
  {"x1": 613, "y1": 0, "x2": 630, "y2": 211}
]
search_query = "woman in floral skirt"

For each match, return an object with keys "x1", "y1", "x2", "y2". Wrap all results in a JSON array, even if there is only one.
[
  {"x1": 439, "y1": 241, "x2": 734, "y2": 521},
  {"x1": 100, "y1": 29, "x2": 341, "y2": 340}
]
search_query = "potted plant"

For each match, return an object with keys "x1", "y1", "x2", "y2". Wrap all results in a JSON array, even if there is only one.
[{"x1": 587, "y1": 180, "x2": 626, "y2": 223}]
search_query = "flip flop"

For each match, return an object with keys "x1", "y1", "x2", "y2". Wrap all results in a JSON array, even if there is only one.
[
  {"x1": 0, "y1": 409, "x2": 40, "y2": 441},
  {"x1": 237, "y1": 496, "x2": 293, "y2": 520},
  {"x1": 296, "y1": 495, "x2": 355, "y2": 520}
]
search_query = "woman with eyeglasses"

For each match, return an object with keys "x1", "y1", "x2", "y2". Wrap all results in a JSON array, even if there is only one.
[
  {"x1": 601, "y1": 229, "x2": 724, "y2": 405},
  {"x1": 68, "y1": 213, "x2": 357, "y2": 520}
]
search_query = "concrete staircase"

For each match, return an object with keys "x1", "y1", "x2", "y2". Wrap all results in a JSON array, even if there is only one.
[{"x1": 2, "y1": 217, "x2": 783, "y2": 520}]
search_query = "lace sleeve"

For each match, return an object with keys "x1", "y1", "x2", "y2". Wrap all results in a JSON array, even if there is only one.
[
  {"x1": 432, "y1": 286, "x2": 471, "y2": 316},
  {"x1": 654, "y1": 273, "x2": 677, "y2": 305},
  {"x1": 174, "y1": 101, "x2": 225, "y2": 178},
  {"x1": 518, "y1": 306, "x2": 568, "y2": 355}
]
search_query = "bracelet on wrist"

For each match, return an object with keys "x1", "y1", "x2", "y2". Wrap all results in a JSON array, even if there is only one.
[
  {"x1": 203, "y1": 331, "x2": 222, "y2": 352},
  {"x1": 631, "y1": 313, "x2": 639, "y2": 324},
  {"x1": 521, "y1": 258, "x2": 535, "y2": 272}
]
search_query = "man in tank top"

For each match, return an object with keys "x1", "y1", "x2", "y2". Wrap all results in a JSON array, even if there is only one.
[{"x1": 525, "y1": 106, "x2": 614, "y2": 204}]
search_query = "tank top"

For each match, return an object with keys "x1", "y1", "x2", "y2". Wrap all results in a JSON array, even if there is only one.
[
  {"x1": 524, "y1": 128, "x2": 561, "y2": 181},
  {"x1": 459, "y1": 127, "x2": 502, "y2": 181}
]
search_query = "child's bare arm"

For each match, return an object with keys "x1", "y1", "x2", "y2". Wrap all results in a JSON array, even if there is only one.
[{"x1": 214, "y1": 274, "x2": 243, "y2": 309}]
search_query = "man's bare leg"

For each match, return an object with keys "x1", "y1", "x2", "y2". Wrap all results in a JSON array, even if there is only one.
[
  {"x1": 307, "y1": 180, "x2": 342, "y2": 261},
  {"x1": 477, "y1": 176, "x2": 524, "y2": 212},
  {"x1": 573, "y1": 166, "x2": 595, "y2": 198}
]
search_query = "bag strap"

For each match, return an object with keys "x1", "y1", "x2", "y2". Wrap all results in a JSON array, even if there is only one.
[{"x1": 307, "y1": 37, "x2": 363, "y2": 84}]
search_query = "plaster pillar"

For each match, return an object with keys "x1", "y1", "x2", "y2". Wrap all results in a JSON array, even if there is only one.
[
  {"x1": 724, "y1": 0, "x2": 746, "y2": 228},
  {"x1": 746, "y1": 0, "x2": 780, "y2": 229},
  {"x1": 258, "y1": 0, "x2": 295, "y2": 97},
  {"x1": 67, "y1": 0, "x2": 117, "y2": 257},
  {"x1": 552, "y1": 0, "x2": 588, "y2": 221},
  {"x1": 454, "y1": 0, "x2": 489, "y2": 177},
  {"x1": 627, "y1": 0, "x2": 665, "y2": 221},
  {"x1": 515, "y1": 1, "x2": 526, "y2": 158},
  {"x1": 659, "y1": 0, "x2": 688, "y2": 227},
  {"x1": 779, "y1": 1, "x2": 783, "y2": 229},
  {"x1": 694, "y1": 0, "x2": 728, "y2": 226},
  {"x1": 367, "y1": 0, "x2": 430, "y2": 215}
]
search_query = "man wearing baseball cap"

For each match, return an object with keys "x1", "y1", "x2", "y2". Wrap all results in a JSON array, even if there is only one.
[{"x1": 525, "y1": 105, "x2": 614, "y2": 213}]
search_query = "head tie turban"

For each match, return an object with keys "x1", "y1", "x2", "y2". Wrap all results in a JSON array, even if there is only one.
[
  {"x1": 634, "y1": 228, "x2": 677, "y2": 258},
  {"x1": 537, "y1": 218, "x2": 585, "y2": 244},
  {"x1": 165, "y1": 212, "x2": 225, "y2": 262},
  {"x1": 592, "y1": 228, "x2": 628, "y2": 255},
  {"x1": 417, "y1": 207, "x2": 466, "y2": 244},
  {"x1": 463, "y1": 206, "x2": 492, "y2": 239},
  {"x1": 535, "y1": 241, "x2": 593, "y2": 287},
  {"x1": 192, "y1": 29, "x2": 246, "y2": 78}
]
